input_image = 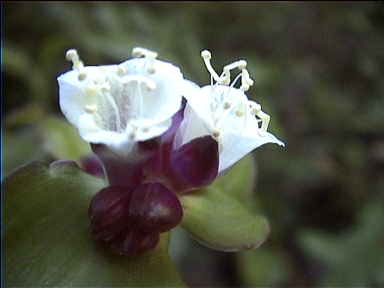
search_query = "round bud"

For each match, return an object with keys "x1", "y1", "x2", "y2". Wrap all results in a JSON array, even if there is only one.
[
  {"x1": 129, "y1": 183, "x2": 183, "y2": 233},
  {"x1": 110, "y1": 229, "x2": 160, "y2": 256},
  {"x1": 88, "y1": 186, "x2": 133, "y2": 242}
]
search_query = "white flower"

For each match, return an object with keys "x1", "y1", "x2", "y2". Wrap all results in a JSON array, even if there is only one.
[
  {"x1": 58, "y1": 47, "x2": 186, "y2": 155},
  {"x1": 175, "y1": 50, "x2": 285, "y2": 172}
]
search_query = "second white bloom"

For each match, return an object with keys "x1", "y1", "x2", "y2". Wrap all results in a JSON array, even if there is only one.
[{"x1": 175, "y1": 50, "x2": 285, "y2": 172}]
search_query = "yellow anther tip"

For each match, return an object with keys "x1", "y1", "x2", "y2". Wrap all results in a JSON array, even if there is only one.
[
  {"x1": 201, "y1": 50, "x2": 211, "y2": 59},
  {"x1": 235, "y1": 110, "x2": 244, "y2": 117},
  {"x1": 147, "y1": 67, "x2": 156, "y2": 74},
  {"x1": 65, "y1": 49, "x2": 78, "y2": 61},
  {"x1": 78, "y1": 72, "x2": 87, "y2": 81},
  {"x1": 132, "y1": 47, "x2": 158, "y2": 58},
  {"x1": 238, "y1": 60, "x2": 247, "y2": 69},
  {"x1": 212, "y1": 130, "x2": 220, "y2": 138}
]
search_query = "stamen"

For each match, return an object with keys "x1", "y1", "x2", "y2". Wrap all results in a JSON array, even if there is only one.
[
  {"x1": 132, "y1": 47, "x2": 158, "y2": 73},
  {"x1": 85, "y1": 86, "x2": 99, "y2": 97},
  {"x1": 250, "y1": 103, "x2": 261, "y2": 115},
  {"x1": 212, "y1": 130, "x2": 220, "y2": 138},
  {"x1": 78, "y1": 72, "x2": 87, "y2": 81},
  {"x1": 222, "y1": 60, "x2": 247, "y2": 85},
  {"x1": 123, "y1": 75, "x2": 156, "y2": 91},
  {"x1": 132, "y1": 47, "x2": 158, "y2": 59},
  {"x1": 117, "y1": 65, "x2": 127, "y2": 76},
  {"x1": 223, "y1": 102, "x2": 231, "y2": 109},
  {"x1": 84, "y1": 104, "x2": 98, "y2": 113},
  {"x1": 65, "y1": 49, "x2": 84, "y2": 71},
  {"x1": 235, "y1": 110, "x2": 244, "y2": 117},
  {"x1": 201, "y1": 50, "x2": 222, "y2": 84},
  {"x1": 230, "y1": 73, "x2": 242, "y2": 89}
]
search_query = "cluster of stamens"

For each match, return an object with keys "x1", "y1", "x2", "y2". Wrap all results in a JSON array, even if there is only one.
[
  {"x1": 201, "y1": 50, "x2": 270, "y2": 136},
  {"x1": 65, "y1": 47, "x2": 160, "y2": 138}
]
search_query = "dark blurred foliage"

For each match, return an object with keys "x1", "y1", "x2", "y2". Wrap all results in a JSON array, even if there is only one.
[{"x1": 4, "y1": 2, "x2": 384, "y2": 287}]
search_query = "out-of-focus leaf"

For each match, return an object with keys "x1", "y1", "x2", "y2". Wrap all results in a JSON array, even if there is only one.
[
  {"x1": 5, "y1": 102, "x2": 46, "y2": 128},
  {"x1": 237, "y1": 248, "x2": 290, "y2": 286},
  {"x1": 5, "y1": 161, "x2": 185, "y2": 287},
  {"x1": 4, "y1": 126, "x2": 46, "y2": 176},
  {"x1": 299, "y1": 202, "x2": 384, "y2": 287},
  {"x1": 181, "y1": 156, "x2": 270, "y2": 251},
  {"x1": 38, "y1": 116, "x2": 92, "y2": 161}
]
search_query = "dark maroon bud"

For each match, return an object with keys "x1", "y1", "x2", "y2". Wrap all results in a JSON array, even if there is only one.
[
  {"x1": 129, "y1": 183, "x2": 183, "y2": 233},
  {"x1": 89, "y1": 186, "x2": 133, "y2": 242},
  {"x1": 170, "y1": 135, "x2": 219, "y2": 191},
  {"x1": 80, "y1": 154, "x2": 105, "y2": 178},
  {"x1": 110, "y1": 229, "x2": 160, "y2": 256}
]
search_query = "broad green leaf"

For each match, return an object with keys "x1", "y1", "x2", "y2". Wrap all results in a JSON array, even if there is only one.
[
  {"x1": 181, "y1": 156, "x2": 270, "y2": 251},
  {"x1": 38, "y1": 116, "x2": 92, "y2": 161},
  {"x1": 5, "y1": 161, "x2": 185, "y2": 287}
]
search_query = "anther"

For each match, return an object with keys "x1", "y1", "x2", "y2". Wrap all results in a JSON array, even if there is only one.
[
  {"x1": 117, "y1": 66, "x2": 127, "y2": 76},
  {"x1": 65, "y1": 49, "x2": 78, "y2": 62},
  {"x1": 123, "y1": 75, "x2": 156, "y2": 91},
  {"x1": 212, "y1": 130, "x2": 220, "y2": 138},
  {"x1": 132, "y1": 47, "x2": 158, "y2": 59},
  {"x1": 85, "y1": 87, "x2": 99, "y2": 97},
  {"x1": 78, "y1": 72, "x2": 87, "y2": 81},
  {"x1": 147, "y1": 66, "x2": 156, "y2": 74},
  {"x1": 238, "y1": 60, "x2": 247, "y2": 70},
  {"x1": 223, "y1": 102, "x2": 231, "y2": 109},
  {"x1": 84, "y1": 104, "x2": 98, "y2": 113},
  {"x1": 201, "y1": 49, "x2": 222, "y2": 83},
  {"x1": 235, "y1": 110, "x2": 244, "y2": 117},
  {"x1": 65, "y1": 49, "x2": 84, "y2": 71},
  {"x1": 201, "y1": 50, "x2": 212, "y2": 60}
]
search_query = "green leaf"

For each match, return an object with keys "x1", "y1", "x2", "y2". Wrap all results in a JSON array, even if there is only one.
[
  {"x1": 5, "y1": 161, "x2": 185, "y2": 287},
  {"x1": 181, "y1": 156, "x2": 270, "y2": 251},
  {"x1": 38, "y1": 116, "x2": 92, "y2": 161},
  {"x1": 237, "y1": 248, "x2": 290, "y2": 286},
  {"x1": 298, "y1": 202, "x2": 384, "y2": 286},
  {"x1": 210, "y1": 155, "x2": 257, "y2": 208}
]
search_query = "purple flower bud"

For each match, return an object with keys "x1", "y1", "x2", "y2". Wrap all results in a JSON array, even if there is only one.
[
  {"x1": 129, "y1": 183, "x2": 183, "y2": 233},
  {"x1": 80, "y1": 154, "x2": 105, "y2": 178},
  {"x1": 169, "y1": 135, "x2": 219, "y2": 193},
  {"x1": 110, "y1": 229, "x2": 160, "y2": 256},
  {"x1": 88, "y1": 186, "x2": 133, "y2": 242}
]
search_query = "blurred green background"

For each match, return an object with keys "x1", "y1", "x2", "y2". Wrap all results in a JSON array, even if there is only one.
[{"x1": 4, "y1": 2, "x2": 384, "y2": 287}]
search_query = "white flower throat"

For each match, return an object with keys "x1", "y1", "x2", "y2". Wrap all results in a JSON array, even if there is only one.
[{"x1": 65, "y1": 48, "x2": 161, "y2": 138}]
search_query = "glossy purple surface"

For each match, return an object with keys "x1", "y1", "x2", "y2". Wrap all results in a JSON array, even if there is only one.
[{"x1": 129, "y1": 183, "x2": 183, "y2": 233}]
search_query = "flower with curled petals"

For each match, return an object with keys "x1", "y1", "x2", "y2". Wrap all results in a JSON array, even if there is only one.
[
  {"x1": 175, "y1": 50, "x2": 285, "y2": 172},
  {"x1": 58, "y1": 47, "x2": 187, "y2": 156}
]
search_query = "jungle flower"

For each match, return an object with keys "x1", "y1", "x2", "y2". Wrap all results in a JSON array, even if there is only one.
[
  {"x1": 175, "y1": 50, "x2": 285, "y2": 172},
  {"x1": 58, "y1": 47, "x2": 187, "y2": 156}
]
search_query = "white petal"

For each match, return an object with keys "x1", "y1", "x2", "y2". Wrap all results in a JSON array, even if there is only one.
[
  {"x1": 77, "y1": 113, "x2": 135, "y2": 156},
  {"x1": 218, "y1": 131, "x2": 284, "y2": 172},
  {"x1": 174, "y1": 103, "x2": 212, "y2": 150},
  {"x1": 120, "y1": 58, "x2": 184, "y2": 124},
  {"x1": 132, "y1": 118, "x2": 173, "y2": 142}
]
